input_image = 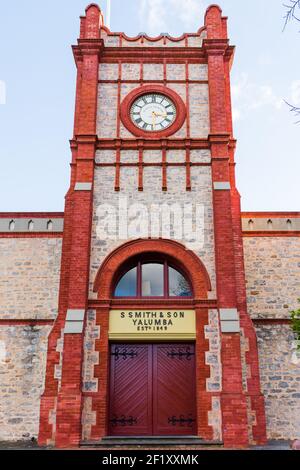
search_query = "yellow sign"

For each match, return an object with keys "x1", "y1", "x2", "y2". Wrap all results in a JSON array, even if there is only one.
[{"x1": 109, "y1": 310, "x2": 196, "y2": 340}]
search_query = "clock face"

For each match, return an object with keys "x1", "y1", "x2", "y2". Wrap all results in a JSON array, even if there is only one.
[{"x1": 130, "y1": 93, "x2": 177, "y2": 132}]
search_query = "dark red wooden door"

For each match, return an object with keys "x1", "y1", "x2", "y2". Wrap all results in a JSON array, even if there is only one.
[
  {"x1": 109, "y1": 343, "x2": 196, "y2": 436},
  {"x1": 109, "y1": 344, "x2": 152, "y2": 436},
  {"x1": 153, "y1": 344, "x2": 197, "y2": 435}
]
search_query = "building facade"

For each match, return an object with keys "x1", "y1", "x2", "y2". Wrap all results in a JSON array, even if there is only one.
[{"x1": 0, "y1": 4, "x2": 299, "y2": 448}]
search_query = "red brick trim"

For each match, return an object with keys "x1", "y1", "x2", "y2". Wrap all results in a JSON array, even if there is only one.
[
  {"x1": 99, "y1": 79, "x2": 209, "y2": 85},
  {"x1": 88, "y1": 299, "x2": 218, "y2": 309},
  {"x1": 95, "y1": 162, "x2": 211, "y2": 168},
  {"x1": 0, "y1": 233, "x2": 63, "y2": 238},
  {"x1": 162, "y1": 147, "x2": 167, "y2": 190},
  {"x1": 138, "y1": 146, "x2": 143, "y2": 191},
  {"x1": 89, "y1": 240, "x2": 213, "y2": 442},
  {"x1": 242, "y1": 212, "x2": 300, "y2": 218},
  {"x1": 120, "y1": 85, "x2": 187, "y2": 139},
  {"x1": 243, "y1": 231, "x2": 300, "y2": 237},
  {"x1": 0, "y1": 212, "x2": 64, "y2": 218},
  {"x1": 116, "y1": 61, "x2": 122, "y2": 139},
  {"x1": 195, "y1": 308, "x2": 214, "y2": 440},
  {"x1": 253, "y1": 318, "x2": 291, "y2": 325},
  {"x1": 93, "y1": 239, "x2": 212, "y2": 299},
  {"x1": 102, "y1": 49, "x2": 209, "y2": 62},
  {"x1": 114, "y1": 148, "x2": 121, "y2": 191},
  {"x1": 39, "y1": 3, "x2": 100, "y2": 448},
  {"x1": 95, "y1": 138, "x2": 210, "y2": 150},
  {"x1": 205, "y1": 4, "x2": 257, "y2": 447}
]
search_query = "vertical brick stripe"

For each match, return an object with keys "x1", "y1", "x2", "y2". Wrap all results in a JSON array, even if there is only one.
[{"x1": 205, "y1": 6, "x2": 250, "y2": 447}]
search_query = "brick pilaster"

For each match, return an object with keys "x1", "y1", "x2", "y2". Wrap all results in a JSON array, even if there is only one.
[
  {"x1": 38, "y1": 4, "x2": 102, "y2": 448},
  {"x1": 205, "y1": 5, "x2": 249, "y2": 447}
]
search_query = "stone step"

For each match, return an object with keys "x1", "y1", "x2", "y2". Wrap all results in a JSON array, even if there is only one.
[{"x1": 81, "y1": 437, "x2": 223, "y2": 447}]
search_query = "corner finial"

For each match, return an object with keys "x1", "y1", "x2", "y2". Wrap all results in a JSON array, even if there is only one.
[
  {"x1": 205, "y1": 4, "x2": 225, "y2": 39},
  {"x1": 80, "y1": 3, "x2": 102, "y2": 39},
  {"x1": 85, "y1": 3, "x2": 101, "y2": 13}
]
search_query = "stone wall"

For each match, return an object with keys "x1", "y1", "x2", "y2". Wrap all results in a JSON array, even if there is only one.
[
  {"x1": 256, "y1": 324, "x2": 300, "y2": 440},
  {"x1": 243, "y1": 237, "x2": 300, "y2": 319},
  {"x1": 0, "y1": 236, "x2": 62, "y2": 440},
  {"x1": 0, "y1": 238, "x2": 62, "y2": 320},
  {"x1": 0, "y1": 325, "x2": 52, "y2": 441},
  {"x1": 244, "y1": 236, "x2": 300, "y2": 440},
  {"x1": 97, "y1": 62, "x2": 210, "y2": 140},
  {"x1": 94, "y1": 61, "x2": 213, "y2": 298},
  {"x1": 89, "y1": 164, "x2": 216, "y2": 299}
]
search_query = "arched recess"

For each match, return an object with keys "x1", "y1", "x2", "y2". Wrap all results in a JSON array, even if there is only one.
[
  {"x1": 93, "y1": 238, "x2": 212, "y2": 300},
  {"x1": 90, "y1": 239, "x2": 214, "y2": 442}
]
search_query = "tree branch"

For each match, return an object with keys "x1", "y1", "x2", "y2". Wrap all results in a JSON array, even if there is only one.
[
  {"x1": 283, "y1": 0, "x2": 300, "y2": 30},
  {"x1": 285, "y1": 101, "x2": 300, "y2": 123}
]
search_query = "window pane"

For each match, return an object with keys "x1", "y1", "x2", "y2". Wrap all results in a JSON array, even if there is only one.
[
  {"x1": 169, "y1": 267, "x2": 192, "y2": 297},
  {"x1": 142, "y1": 263, "x2": 164, "y2": 297},
  {"x1": 114, "y1": 267, "x2": 137, "y2": 297}
]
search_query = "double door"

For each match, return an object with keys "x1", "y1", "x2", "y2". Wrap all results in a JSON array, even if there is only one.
[{"x1": 109, "y1": 343, "x2": 197, "y2": 436}]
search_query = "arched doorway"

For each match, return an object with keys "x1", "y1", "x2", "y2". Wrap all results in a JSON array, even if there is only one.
[
  {"x1": 93, "y1": 239, "x2": 213, "y2": 440},
  {"x1": 110, "y1": 256, "x2": 196, "y2": 436}
]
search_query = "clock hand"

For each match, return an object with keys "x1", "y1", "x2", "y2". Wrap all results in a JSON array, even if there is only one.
[
  {"x1": 152, "y1": 111, "x2": 156, "y2": 129},
  {"x1": 153, "y1": 111, "x2": 167, "y2": 117}
]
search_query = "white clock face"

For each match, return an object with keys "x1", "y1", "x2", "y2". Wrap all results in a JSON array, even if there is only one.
[{"x1": 130, "y1": 93, "x2": 176, "y2": 132}]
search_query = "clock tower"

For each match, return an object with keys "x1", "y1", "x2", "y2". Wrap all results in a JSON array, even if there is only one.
[{"x1": 38, "y1": 3, "x2": 267, "y2": 448}]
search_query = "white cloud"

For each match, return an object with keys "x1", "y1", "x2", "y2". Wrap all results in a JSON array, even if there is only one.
[
  {"x1": 291, "y1": 80, "x2": 300, "y2": 105},
  {"x1": 232, "y1": 108, "x2": 241, "y2": 123},
  {"x1": 138, "y1": 0, "x2": 204, "y2": 35},
  {"x1": 257, "y1": 54, "x2": 273, "y2": 66},
  {"x1": 232, "y1": 73, "x2": 283, "y2": 121},
  {"x1": 0, "y1": 80, "x2": 6, "y2": 105}
]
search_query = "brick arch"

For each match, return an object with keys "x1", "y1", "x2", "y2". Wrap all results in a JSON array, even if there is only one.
[{"x1": 93, "y1": 239, "x2": 212, "y2": 300}]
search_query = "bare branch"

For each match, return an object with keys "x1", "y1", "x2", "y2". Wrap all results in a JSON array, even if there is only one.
[
  {"x1": 283, "y1": 0, "x2": 300, "y2": 30},
  {"x1": 285, "y1": 101, "x2": 300, "y2": 123}
]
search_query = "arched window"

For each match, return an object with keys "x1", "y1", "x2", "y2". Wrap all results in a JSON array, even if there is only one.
[{"x1": 114, "y1": 258, "x2": 192, "y2": 298}]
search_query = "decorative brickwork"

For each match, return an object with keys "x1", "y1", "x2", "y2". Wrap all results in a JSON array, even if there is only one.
[{"x1": 0, "y1": 3, "x2": 298, "y2": 449}]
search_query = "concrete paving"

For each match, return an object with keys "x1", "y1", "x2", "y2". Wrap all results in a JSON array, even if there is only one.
[{"x1": 0, "y1": 440, "x2": 293, "y2": 451}]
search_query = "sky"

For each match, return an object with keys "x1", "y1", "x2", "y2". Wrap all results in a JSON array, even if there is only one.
[{"x1": 0, "y1": 0, "x2": 299, "y2": 212}]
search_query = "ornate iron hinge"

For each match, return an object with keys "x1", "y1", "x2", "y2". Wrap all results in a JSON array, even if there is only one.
[
  {"x1": 111, "y1": 348, "x2": 138, "y2": 360},
  {"x1": 110, "y1": 415, "x2": 137, "y2": 427},
  {"x1": 167, "y1": 347, "x2": 195, "y2": 360},
  {"x1": 168, "y1": 415, "x2": 196, "y2": 427}
]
